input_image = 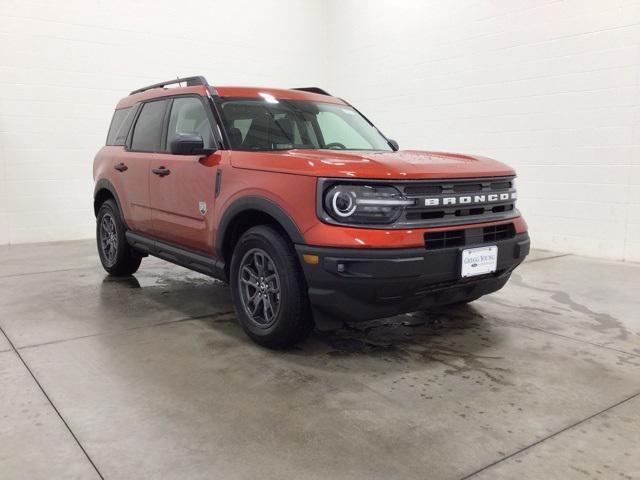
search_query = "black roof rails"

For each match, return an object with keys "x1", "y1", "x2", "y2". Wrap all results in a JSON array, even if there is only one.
[
  {"x1": 130, "y1": 76, "x2": 210, "y2": 95},
  {"x1": 293, "y1": 87, "x2": 331, "y2": 96}
]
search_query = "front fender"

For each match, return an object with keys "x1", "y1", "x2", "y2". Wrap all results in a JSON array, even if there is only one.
[{"x1": 215, "y1": 195, "x2": 305, "y2": 257}]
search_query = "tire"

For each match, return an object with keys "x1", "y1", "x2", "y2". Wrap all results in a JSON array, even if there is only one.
[
  {"x1": 96, "y1": 199, "x2": 142, "y2": 276},
  {"x1": 230, "y1": 225, "x2": 313, "y2": 349}
]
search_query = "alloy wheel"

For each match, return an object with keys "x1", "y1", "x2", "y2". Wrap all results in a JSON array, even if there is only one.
[
  {"x1": 100, "y1": 213, "x2": 118, "y2": 267},
  {"x1": 238, "y1": 248, "x2": 281, "y2": 327}
]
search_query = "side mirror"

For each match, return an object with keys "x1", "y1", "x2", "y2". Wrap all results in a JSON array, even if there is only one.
[
  {"x1": 388, "y1": 139, "x2": 399, "y2": 151},
  {"x1": 170, "y1": 134, "x2": 213, "y2": 155}
]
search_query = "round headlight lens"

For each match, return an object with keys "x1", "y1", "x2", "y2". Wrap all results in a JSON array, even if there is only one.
[{"x1": 331, "y1": 190, "x2": 357, "y2": 217}]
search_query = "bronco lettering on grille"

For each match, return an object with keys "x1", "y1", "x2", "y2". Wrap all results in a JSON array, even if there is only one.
[{"x1": 425, "y1": 192, "x2": 517, "y2": 207}]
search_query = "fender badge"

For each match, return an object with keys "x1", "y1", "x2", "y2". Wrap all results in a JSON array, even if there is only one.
[{"x1": 198, "y1": 201, "x2": 207, "y2": 216}]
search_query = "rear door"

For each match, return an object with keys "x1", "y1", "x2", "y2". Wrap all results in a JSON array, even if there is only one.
[
  {"x1": 114, "y1": 99, "x2": 170, "y2": 234},
  {"x1": 149, "y1": 95, "x2": 220, "y2": 252}
]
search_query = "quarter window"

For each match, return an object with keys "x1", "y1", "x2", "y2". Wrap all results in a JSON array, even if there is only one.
[
  {"x1": 106, "y1": 107, "x2": 135, "y2": 146},
  {"x1": 130, "y1": 100, "x2": 168, "y2": 152}
]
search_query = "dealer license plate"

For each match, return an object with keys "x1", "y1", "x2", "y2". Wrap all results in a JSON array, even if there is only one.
[{"x1": 461, "y1": 246, "x2": 498, "y2": 278}]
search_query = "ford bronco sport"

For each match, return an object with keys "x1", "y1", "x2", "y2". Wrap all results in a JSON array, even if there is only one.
[{"x1": 93, "y1": 76, "x2": 530, "y2": 348}]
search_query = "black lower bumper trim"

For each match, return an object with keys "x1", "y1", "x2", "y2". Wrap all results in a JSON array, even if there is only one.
[{"x1": 297, "y1": 232, "x2": 529, "y2": 325}]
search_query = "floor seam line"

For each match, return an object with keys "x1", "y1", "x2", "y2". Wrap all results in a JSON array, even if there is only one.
[
  {"x1": 0, "y1": 324, "x2": 105, "y2": 480},
  {"x1": 0, "y1": 266, "x2": 90, "y2": 279},
  {"x1": 491, "y1": 317, "x2": 640, "y2": 358},
  {"x1": 16, "y1": 311, "x2": 231, "y2": 351},
  {"x1": 524, "y1": 253, "x2": 572, "y2": 264},
  {"x1": 460, "y1": 389, "x2": 640, "y2": 479}
]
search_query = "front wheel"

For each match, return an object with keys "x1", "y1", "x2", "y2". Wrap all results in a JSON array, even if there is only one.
[{"x1": 230, "y1": 225, "x2": 313, "y2": 349}]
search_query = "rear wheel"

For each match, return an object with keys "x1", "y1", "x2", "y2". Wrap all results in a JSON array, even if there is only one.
[
  {"x1": 96, "y1": 199, "x2": 142, "y2": 276},
  {"x1": 230, "y1": 225, "x2": 313, "y2": 349}
]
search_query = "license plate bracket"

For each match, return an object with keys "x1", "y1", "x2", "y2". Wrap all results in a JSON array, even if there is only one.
[{"x1": 461, "y1": 246, "x2": 498, "y2": 278}]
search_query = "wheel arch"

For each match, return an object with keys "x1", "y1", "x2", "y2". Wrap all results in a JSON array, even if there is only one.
[
  {"x1": 216, "y1": 196, "x2": 305, "y2": 275},
  {"x1": 93, "y1": 179, "x2": 128, "y2": 228}
]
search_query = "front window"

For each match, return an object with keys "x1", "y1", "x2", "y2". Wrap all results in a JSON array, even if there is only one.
[
  {"x1": 215, "y1": 98, "x2": 393, "y2": 151},
  {"x1": 167, "y1": 97, "x2": 215, "y2": 149}
]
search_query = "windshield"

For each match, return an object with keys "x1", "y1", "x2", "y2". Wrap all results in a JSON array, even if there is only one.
[{"x1": 215, "y1": 98, "x2": 393, "y2": 151}]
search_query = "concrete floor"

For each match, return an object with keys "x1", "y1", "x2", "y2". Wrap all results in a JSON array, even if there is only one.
[{"x1": 0, "y1": 241, "x2": 639, "y2": 480}]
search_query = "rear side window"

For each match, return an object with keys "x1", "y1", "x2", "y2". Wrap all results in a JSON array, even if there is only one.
[
  {"x1": 106, "y1": 107, "x2": 135, "y2": 146},
  {"x1": 130, "y1": 100, "x2": 168, "y2": 152}
]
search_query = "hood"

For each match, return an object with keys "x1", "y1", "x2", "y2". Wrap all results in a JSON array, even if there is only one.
[{"x1": 229, "y1": 149, "x2": 514, "y2": 179}]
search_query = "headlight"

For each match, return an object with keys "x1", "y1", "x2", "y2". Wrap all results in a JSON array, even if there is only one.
[{"x1": 323, "y1": 184, "x2": 414, "y2": 224}]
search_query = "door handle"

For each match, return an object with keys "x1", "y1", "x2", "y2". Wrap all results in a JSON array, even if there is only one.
[
  {"x1": 114, "y1": 162, "x2": 128, "y2": 172},
  {"x1": 152, "y1": 167, "x2": 171, "y2": 177}
]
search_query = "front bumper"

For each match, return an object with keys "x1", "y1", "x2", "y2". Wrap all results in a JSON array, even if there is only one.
[{"x1": 296, "y1": 232, "x2": 530, "y2": 327}]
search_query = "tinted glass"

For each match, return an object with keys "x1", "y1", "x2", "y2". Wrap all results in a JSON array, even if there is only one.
[
  {"x1": 131, "y1": 100, "x2": 168, "y2": 152},
  {"x1": 106, "y1": 107, "x2": 135, "y2": 146},
  {"x1": 216, "y1": 98, "x2": 392, "y2": 151},
  {"x1": 167, "y1": 97, "x2": 214, "y2": 149}
]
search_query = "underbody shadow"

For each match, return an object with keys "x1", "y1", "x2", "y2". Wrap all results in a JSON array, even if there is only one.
[
  {"x1": 100, "y1": 271, "x2": 506, "y2": 380},
  {"x1": 286, "y1": 304, "x2": 509, "y2": 381}
]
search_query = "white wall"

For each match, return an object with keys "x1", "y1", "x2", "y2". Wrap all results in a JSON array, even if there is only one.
[
  {"x1": 325, "y1": 0, "x2": 640, "y2": 262},
  {"x1": 0, "y1": 0, "x2": 327, "y2": 245},
  {"x1": 2, "y1": 0, "x2": 639, "y2": 262}
]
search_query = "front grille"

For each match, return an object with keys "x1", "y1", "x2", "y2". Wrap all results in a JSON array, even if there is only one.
[
  {"x1": 399, "y1": 176, "x2": 517, "y2": 227},
  {"x1": 454, "y1": 183, "x2": 482, "y2": 193},
  {"x1": 425, "y1": 223, "x2": 515, "y2": 250},
  {"x1": 404, "y1": 185, "x2": 443, "y2": 195},
  {"x1": 425, "y1": 229, "x2": 465, "y2": 249},
  {"x1": 483, "y1": 223, "x2": 515, "y2": 242}
]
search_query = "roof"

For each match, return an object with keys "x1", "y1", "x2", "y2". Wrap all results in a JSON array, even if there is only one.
[
  {"x1": 213, "y1": 86, "x2": 345, "y2": 104},
  {"x1": 115, "y1": 84, "x2": 345, "y2": 109}
]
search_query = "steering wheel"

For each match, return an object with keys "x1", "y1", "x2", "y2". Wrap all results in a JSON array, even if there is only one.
[{"x1": 325, "y1": 142, "x2": 347, "y2": 150}]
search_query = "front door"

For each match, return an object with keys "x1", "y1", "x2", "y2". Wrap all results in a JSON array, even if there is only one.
[{"x1": 149, "y1": 96, "x2": 219, "y2": 253}]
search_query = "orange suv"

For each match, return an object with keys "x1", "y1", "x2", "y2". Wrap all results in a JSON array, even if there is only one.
[{"x1": 93, "y1": 76, "x2": 529, "y2": 348}]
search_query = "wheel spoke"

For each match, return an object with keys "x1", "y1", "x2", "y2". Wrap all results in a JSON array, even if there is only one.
[
  {"x1": 262, "y1": 296, "x2": 269, "y2": 320},
  {"x1": 266, "y1": 276, "x2": 279, "y2": 295},
  {"x1": 102, "y1": 217, "x2": 112, "y2": 235},
  {"x1": 241, "y1": 266, "x2": 259, "y2": 283},
  {"x1": 254, "y1": 252, "x2": 266, "y2": 276},
  {"x1": 249, "y1": 295, "x2": 262, "y2": 315},
  {"x1": 264, "y1": 296, "x2": 275, "y2": 320},
  {"x1": 238, "y1": 248, "x2": 281, "y2": 326},
  {"x1": 99, "y1": 214, "x2": 118, "y2": 266},
  {"x1": 247, "y1": 288, "x2": 259, "y2": 301}
]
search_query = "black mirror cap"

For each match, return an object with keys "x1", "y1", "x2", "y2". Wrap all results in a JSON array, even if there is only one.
[
  {"x1": 170, "y1": 134, "x2": 214, "y2": 155},
  {"x1": 388, "y1": 139, "x2": 399, "y2": 151}
]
